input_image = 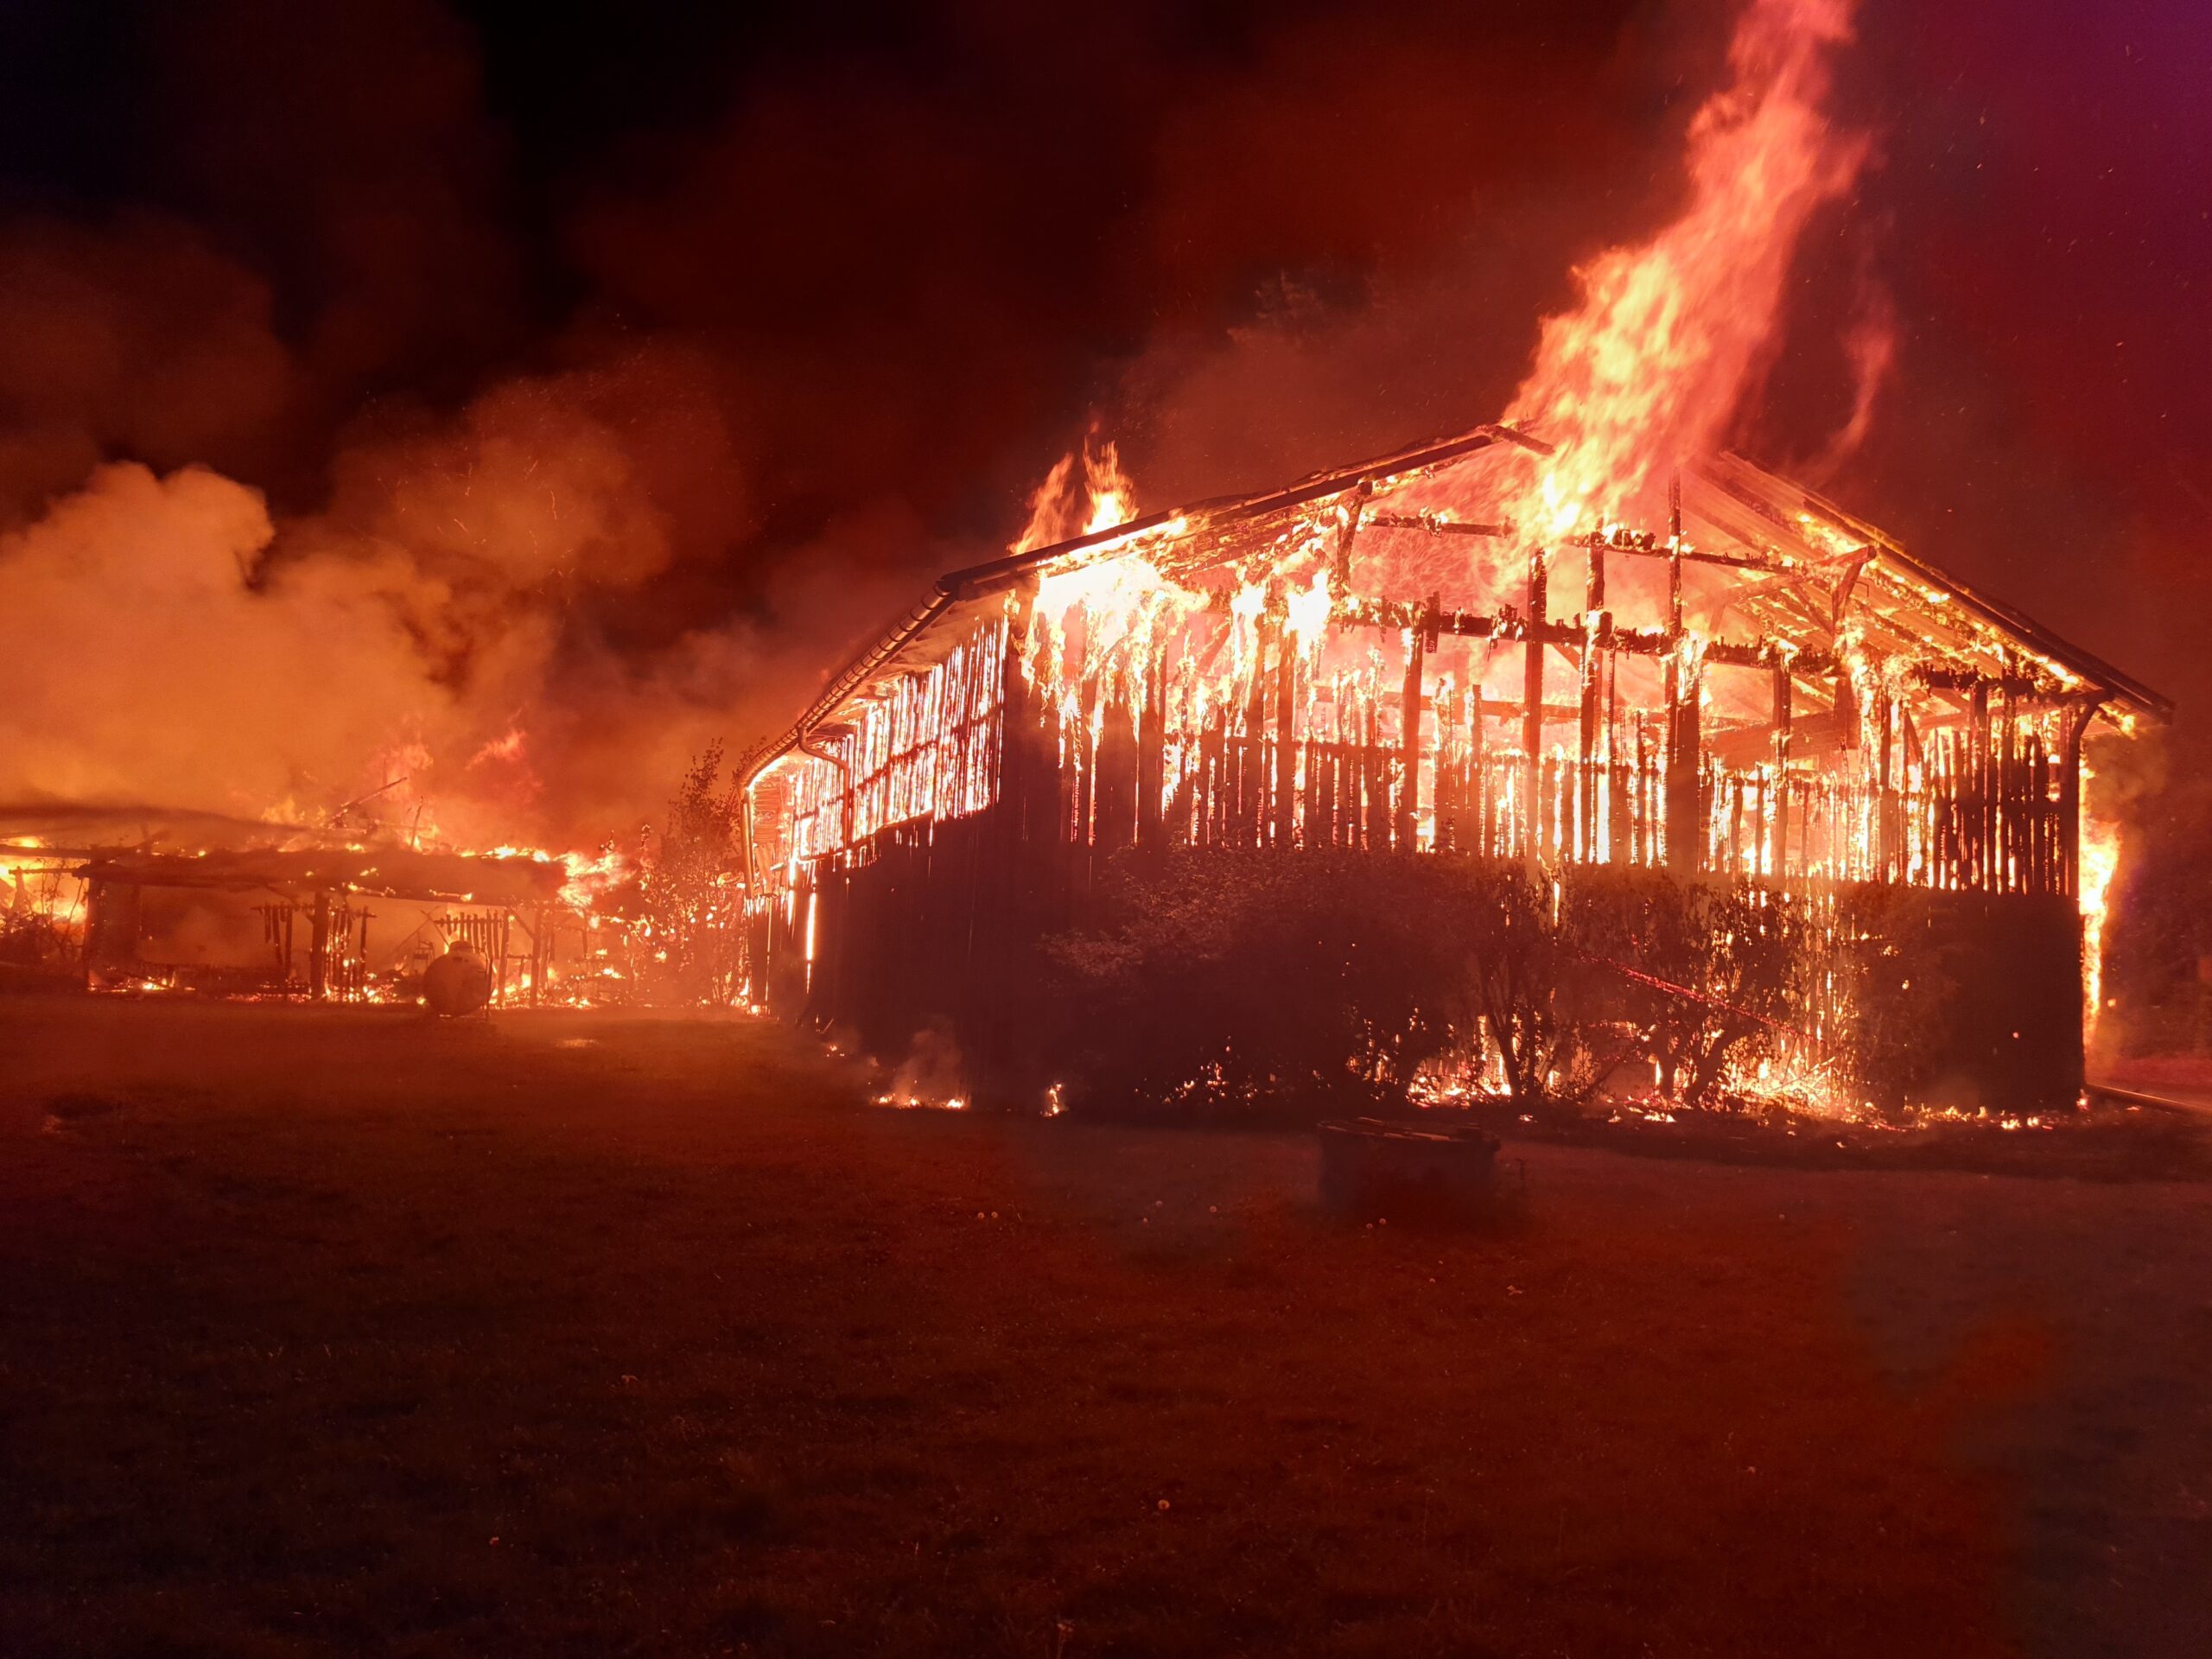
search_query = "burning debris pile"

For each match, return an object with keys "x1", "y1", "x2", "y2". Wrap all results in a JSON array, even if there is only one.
[{"x1": 736, "y1": 0, "x2": 2170, "y2": 1127}]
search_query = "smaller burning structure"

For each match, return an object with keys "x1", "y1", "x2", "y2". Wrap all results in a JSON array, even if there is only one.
[
  {"x1": 735, "y1": 425, "x2": 2169, "y2": 1123},
  {"x1": 3, "y1": 823, "x2": 641, "y2": 1006}
]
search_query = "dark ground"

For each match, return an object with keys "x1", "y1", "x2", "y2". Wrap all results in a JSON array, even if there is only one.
[{"x1": 2, "y1": 1001, "x2": 2208, "y2": 1658}]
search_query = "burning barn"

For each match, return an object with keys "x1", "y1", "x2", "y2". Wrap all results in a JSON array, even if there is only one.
[{"x1": 737, "y1": 422, "x2": 2168, "y2": 1122}]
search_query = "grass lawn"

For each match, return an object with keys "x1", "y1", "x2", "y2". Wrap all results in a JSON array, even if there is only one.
[{"x1": 3, "y1": 1001, "x2": 2208, "y2": 1657}]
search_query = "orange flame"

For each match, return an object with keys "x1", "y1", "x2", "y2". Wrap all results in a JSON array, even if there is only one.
[
  {"x1": 2080, "y1": 808, "x2": 2121, "y2": 1047},
  {"x1": 1503, "y1": 0, "x2": 1865, "y2": 541}
]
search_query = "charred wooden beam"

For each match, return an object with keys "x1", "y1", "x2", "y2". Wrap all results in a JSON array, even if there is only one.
[
  {"x1": 2060, "y1": 696, "x2": 2100, "y2": 900},
  {"x1": 1522, "y1": 551, "x2": 1548, "y2": 866},
  {"x1": 1577, "y1": 609, "x2": 1605, "y2": 860},
  {"x1": 1577, "y1": 525, "x2": 1799, "y2": 575},
  {"x1": 1771, "y1": 663, "x2": 1793, "y2": 876},
  {"x1": 1273, "y1": 633, "x2": 1298, "y2": 849},
  {"x1": 1330, "y1": 595, "x2": 1834, "y2": 676},
  {"x1": 1330, "y1": 480, "x2": 1373, "y2": 588},
  {"x1": 1397, "y1": 608, "x2": 1427, "y2": 849},
  {"x1": 1364, "y1": 512, "x2": 1511, "y2": 537},
  {"x1": 1136, "y1": 643, "x2": 1165, "y2": 850}
]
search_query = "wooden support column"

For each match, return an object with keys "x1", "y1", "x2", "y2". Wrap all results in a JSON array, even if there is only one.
[
  {"x1": 1244, "y1": 623, "x2": 1272, "y2": 849},
  {"x1": 1999, "y1": 682, "x2": 2018, "y2": 891},
  {"x1": 308, "y1": 890, "x2": 331, "y2": 1001},
  {"x1": 1522, "y1": 550, "x2": 1548, "y2": 867},
  {"x1": 1577, "y1": 627, "x2": 1605, "y2": 862},
  {"x1": 1274, "y1": 632, "x2": 1299, "y2": 849},
  {"x1": 1397, "y1": 613, "x2": 1426, "y2": 850},
  {"x1": 1074, "y1": 666, "x2": 1101, "y2": 866},
  {"x1": 1606, "y1": 647, "x2": 1628, "y2": 864},
  {"x1": 1661, "y1": 499, "x2": 1697, "y2": 874},
  {"x1": 1968, "y1": 679, "x2": 1990, "y2": 890},
  {"x1": 1665, "y1": 652, "x2": 1702, "y2": 876},
  {"x1": 1576, "y1": 543, "x2": 1604, "y2": 861},
  {"x1": 1136, "y1": 645, "x2": 1166, "y2": 851},
  {"x1": 1473, "y1": 681, "x2": 1491, "y2": 858},
  {"x1": 1876, "y1": 690, "x2": 1897, "y2": 881},
  {"x1": 530, "y1": 904, "x2": 545, "y2": 1007},
  {"x1": 1364, "y1": 695, "x2": 1389, "y2": 852},
  {"x1": 2059, "y1": 697, "x2": 2101, "y2": 899},
  {"x1": 1770, "y1": 661, "x2": 1793, "y2": 880},
  {"x1": 1330, "y1": 480, "x2": 1372, "y2": 589},
  {"x1": 1093, "y1": 685, "x2": 1137, "y2": 857}
]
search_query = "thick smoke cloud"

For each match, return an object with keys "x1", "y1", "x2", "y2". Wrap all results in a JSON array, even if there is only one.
[{"x1": 0, "y1": 463, "x2": 423, "y2": 814}]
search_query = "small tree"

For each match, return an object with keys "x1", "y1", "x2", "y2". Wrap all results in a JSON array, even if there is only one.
[{"x1": 639, "y1": 742, "x2": 745, "y2": 1004}]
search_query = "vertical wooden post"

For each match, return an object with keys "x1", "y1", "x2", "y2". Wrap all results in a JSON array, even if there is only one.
[
  {"x1": 1136, "y1": 644, "x2": 1165, "y2": 851},
  {"x1": 1606, "y1": 647, "x2": 1628, "y2": 864},
  {"x1": 1243, "y1": 624, "x2": 1272, "y2": 849},
  {"x1": 1662, "y1": 505, "x2": 1689, "y2": 873},
  {"x1": 1433, "y1": 671, "x2": 1458, "y2": 850},
  {"x1": 1968, "y1": 678, "x2": 1990, "y2": 890},
  {"x1": 1876, "y1": 690, "x2": 1897, "y2": 881},
  {"x1": 1634, "y1": 715, "x2": 1651, "y2": 867},
  {"x1": 308, "y1": 891, "x2": 330, "y2": 1001},
  {"x1": 1473, "y1": 681, "x2": 1491, "y2": 859},
  {"x1": 1522, "y1": 550, "x2": 1548, "y2": 868},
  {"x1": 1578, "y1": 545, "x2": 1603, "y2": 861},
  {"x1": 1274, "y1": 626, "x2": 1299, "y2": 849},
  {"x1": 2059, "y1": 697, "x2": 2099, "y2": 899},
  {"x1": 1770, "y1": 661, "x2": 1792, "y2": 881},
  {"x1": 1093, "y1": 686, "x2": 1137, "y2": 857},
  {"x1": 1364, "y1": 693, "x2": 1388, "y2": 852},
  {"x1": 1331, "y1": 480, "x2": 1371, "y2": 589},
  {"x1": 1578, "y1": 615, "x2": 1603, "y2": 861},
  {"x1": 1999, "y1": 681, "x2": 2018, "y2": 892},
  {"x1": 1397, "y1": 616, "x2": 1425, "y2": 851},
  {"x1": 1666, "y1": 647, "x2": 1701, "y2": 877}
]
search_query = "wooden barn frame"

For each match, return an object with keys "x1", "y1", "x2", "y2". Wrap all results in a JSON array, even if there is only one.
[{"x1": 736, "y1": 422, "x2": 2170, "y2": 1113}]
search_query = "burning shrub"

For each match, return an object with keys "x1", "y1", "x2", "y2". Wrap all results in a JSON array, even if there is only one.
[
  {"x1": 1467, "y1": 865, "x2": 1649, "y2": 1114},
  {"x1": 1622, "y1": 878, "x2": 1815, "y2": 1111}
]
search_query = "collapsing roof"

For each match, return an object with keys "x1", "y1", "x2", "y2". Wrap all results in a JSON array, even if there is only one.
[{"x1": 738, "y1": 420, "x2": 2168, "y2": 791}]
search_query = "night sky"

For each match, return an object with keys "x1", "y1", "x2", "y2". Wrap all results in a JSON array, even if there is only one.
[{"x1": 0, "y1": 1, "x2": 2206, "y2": 844}]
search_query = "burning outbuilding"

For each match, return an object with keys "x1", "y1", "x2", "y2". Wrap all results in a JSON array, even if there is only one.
[{"x1": 2, "y1": 815, "x2": 638, "y2": 1006}]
